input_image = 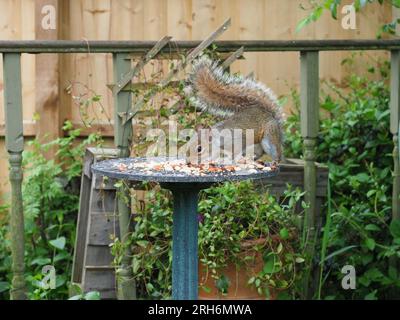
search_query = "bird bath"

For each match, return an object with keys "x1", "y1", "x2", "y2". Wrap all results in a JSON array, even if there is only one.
[{"x1": 92, "y1": 157, "x2": 279, "y2": 300}]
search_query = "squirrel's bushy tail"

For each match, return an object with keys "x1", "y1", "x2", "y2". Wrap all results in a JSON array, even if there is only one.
[{"x1": 187, "y1": 56, "x2": 282, "y2": 122}]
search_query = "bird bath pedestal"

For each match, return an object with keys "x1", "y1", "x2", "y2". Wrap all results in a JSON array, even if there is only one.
[{"x1": 92, "y1": 157, "x2": 279, "y2": 300}]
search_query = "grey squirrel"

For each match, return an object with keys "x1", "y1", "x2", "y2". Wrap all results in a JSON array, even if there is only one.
[{"x1": 184, "y1": 56, "x2": 283, "y2": 164}]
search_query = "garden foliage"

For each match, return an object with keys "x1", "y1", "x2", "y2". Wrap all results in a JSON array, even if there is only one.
[{"x1": 285, "y1": 57, "x2": 400, "y2": 299}]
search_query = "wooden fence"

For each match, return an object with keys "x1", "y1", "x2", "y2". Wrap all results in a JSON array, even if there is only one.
[{"x1": 1, "y1": 37, "x2": 400, "y2": 299}]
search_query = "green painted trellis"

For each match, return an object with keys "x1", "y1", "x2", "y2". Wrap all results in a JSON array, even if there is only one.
[{"x1": 2, "y1": 39, "x2": 400, "y2": 300}]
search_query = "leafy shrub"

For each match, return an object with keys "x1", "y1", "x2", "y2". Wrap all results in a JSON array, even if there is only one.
[
  {"x1": 114, "y1": 181, "x2": 305, "y2": 299},
  {"x1": 285, "y1": 57, "x2": 400, "y2": 299},
  {"x1": 0, "y1": 121, "x2": 101, "y2": 300}
]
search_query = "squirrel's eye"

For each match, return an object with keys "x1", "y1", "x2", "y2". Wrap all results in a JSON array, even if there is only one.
[{"x1": 197, "y1": 145, "x2": 202, "y2": 153}]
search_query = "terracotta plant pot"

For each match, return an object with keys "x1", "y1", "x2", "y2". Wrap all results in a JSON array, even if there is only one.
[{"x1": 198, "y1": 238, "x2": 277, "y2": 300}]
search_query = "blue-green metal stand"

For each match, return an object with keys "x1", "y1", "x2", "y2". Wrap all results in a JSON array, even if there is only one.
[
  {"x1": 172, "y1": 188, "x2": 199, "y2": 300},
  {"x1": 162, "y1": 183, "x2": 211, "y2": 300}
]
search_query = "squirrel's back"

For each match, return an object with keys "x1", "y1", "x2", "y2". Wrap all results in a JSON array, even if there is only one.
[{"x1": 187, "y1": 56, "x2": 283, "y2": 124}]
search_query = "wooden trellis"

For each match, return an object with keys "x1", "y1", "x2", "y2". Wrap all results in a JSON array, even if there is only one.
[{"x1": 1, "y1": 37, "x2": 400, "y2": 299}]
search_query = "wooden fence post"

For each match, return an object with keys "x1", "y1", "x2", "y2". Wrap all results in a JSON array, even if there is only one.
[
  {"x1": 300, "y1": 50, "x2": 319, "y2": 298},
  {"x1": 113, "y1": 53, "x2": 136, "y2": 300},
  {"x1": 390, "y1": 50, "x2": 400, "y2": 221},
  {"x1": 3, "y1": 53, "x2": 27, "y2": 300}
]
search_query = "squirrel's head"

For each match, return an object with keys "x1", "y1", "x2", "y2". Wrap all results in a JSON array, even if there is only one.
[
  {"x1": 185, "y1": 128, "x2": 214, "y2": 165},
  {"x1": 185, "y1": 127, "x2": 255, "y2": 165}
]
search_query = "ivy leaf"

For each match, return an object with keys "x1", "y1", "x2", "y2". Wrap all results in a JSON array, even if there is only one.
[
  {"x1": 216, "y1": 275, "x2": 230, "y2": 294},
  {"x1": 49, "y1": 237, "x2": 66, "y2": 250},
  {"x1": 200, "y1": 285, "x2": 211, "y2": 294},
  {"x1": 279, "y1": 227, "x2": 289, "y2": 240},
  {"x1": 263, "y1": 253, "x2": 277, "y2": 274}
]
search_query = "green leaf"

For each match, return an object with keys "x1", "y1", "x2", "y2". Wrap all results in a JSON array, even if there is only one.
[
  {"x1": 136, "y1": 240, "x2": 149, "y2": 248},
  {"x1": 49, "y1": 237, "x2": 66, "y2": 250},
  {"x1": 393, "y1": 0, "x2": 400, "y2": 8},
  {"x1": 295, "y1": 257, "x2": 305, "y2": 263},
  {"x1": 30, "y1": 257, "x2": 51, "y2": 266},
  {"x1": 200, "y1": 285, "x2": 211, "y2": 294},
  {"x1": 296, "y1": 16, "x2": 311, "y2": 33},
  {"x1": 216, "y1": 275, "x2": 230, "y2": 294},
  {"x1": 366, "y1": 190, "x2": 376, "y2": 198},
  {"x1": 355, "y1": 173, "x2": 369, "y2": 182},
  {"x1": 365, "y1": 224, "x2": 380, "y2": 232},
  {"x1": 263, "y1": 253, "x2": 277, "y2": 274},
  {"x1": 389, "y1": 219, "x2": 400, "y2": 238},
  {"x1": 365, "y1": 238, "x2": 376, "y2": 251},
  {"x1": 320, "y1": 245, "x2": 357, "y2": 264},
  {"x1": 0, "y1": 281, "x2": 10, "y2": 293},
  {"x1": 279, "y1": 227, "x2": 289, "y2": 240},
  {"x1": 364, "y1": 267, "x2": 383, "y2": 280},
  {"x1": 53, "y1": 251, "x2": 70, "y2": 263},
  {"x1": 329, "y1": 2, "x2": 338, "y2": 20},
  {"x1": 132, "y1": 257, "x2": 140, "y2": 274},
  {"x1": 364, "y1": 290, "x2": 378, "y2": 300},
  {"x1": 312, "y1": 6, "x2": 323, "y2": 21},
  {"x1": 276, "y1": 291, "x2": 291, "y2": 300},
  {"x1": 84, "y1": 291, "x2": 101, "y2": 300},
  {"x1": 92, "y1": 95, "x2": 101, "y2": 102}
]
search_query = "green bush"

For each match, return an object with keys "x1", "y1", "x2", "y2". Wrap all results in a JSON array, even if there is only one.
[
  {"x1": 113, "y1": 181, "x2": 306, "y2": 299},
  {"x1": 285, "y1": 57, "x2": 400, "y2": 299},
  {"x1": 0, "y1": 121, "x2": 101, "y2": 300}
]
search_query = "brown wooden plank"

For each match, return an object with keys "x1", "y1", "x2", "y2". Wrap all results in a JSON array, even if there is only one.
[
  {"x1": 35, "y1": 0, "x2": 61, "y2": 154},
  {"x1": 93, "y1": 176, "x2": 118, "y2": 192},
  {"x1": 83, "y1": 269, "x2": 116, "y2": 299},
  {"x1": 71, "y1": 172, "x2": 91, "y2": 283},
  {"x1": 84, "y1": 245, "x2": 115, "y2": 267},
  {"x1": 87, "y1": 212, "x2": 119, "y2": 246},
  {"x1": 221, "y1": 46, "x2": 244, "y2": 69},
  {"x1": 0, "y1": 121, "x2": 36, "y2": 137}
]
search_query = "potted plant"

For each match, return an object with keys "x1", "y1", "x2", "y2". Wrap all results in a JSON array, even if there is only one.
[{"x1": 197, "y1": 181, "x2": 305, "y2": 300}]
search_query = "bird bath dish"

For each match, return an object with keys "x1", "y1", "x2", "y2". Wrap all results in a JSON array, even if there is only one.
[{"x1": 92, "y1": 157, "x2": 279, "y2": 300}]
